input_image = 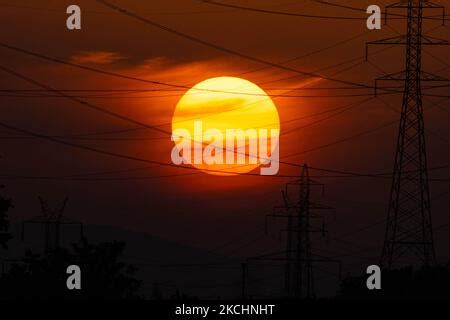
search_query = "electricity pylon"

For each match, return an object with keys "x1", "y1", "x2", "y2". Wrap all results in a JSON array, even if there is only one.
[
  {"x1": 251, "y1": 164, "x2": 339, "y2": 299},
  {"x1": 367, "y1": 0, "x2": 449, "y2": 267},
  {"x1": 22, "y1": 197, "x2": 83, "y2": 253}
]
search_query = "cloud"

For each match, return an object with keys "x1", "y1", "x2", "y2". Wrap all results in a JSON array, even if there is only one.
[{"x1": 70, "y1": 51, "x2": 126, "y2": 65}]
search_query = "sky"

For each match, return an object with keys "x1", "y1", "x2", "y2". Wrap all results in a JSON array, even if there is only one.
[{"x1": 0, "y1": 0, "x2": 449, "y2": 269}]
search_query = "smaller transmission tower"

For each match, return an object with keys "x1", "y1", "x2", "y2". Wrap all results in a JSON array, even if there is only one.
[
  {"x1": 250, "y1": 164, "x2": 340, "y2": 299},
  {"x1": 22, "y1": 197, "x2": 83, "y2": 253}
]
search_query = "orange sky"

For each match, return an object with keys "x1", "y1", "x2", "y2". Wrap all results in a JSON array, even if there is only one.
[{"x1": 0, "y1": 0, "x2": 449, "y2": 257}]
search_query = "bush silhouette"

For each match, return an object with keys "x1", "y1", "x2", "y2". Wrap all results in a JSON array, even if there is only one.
[
  {"x1": 0, "y1": 238, "x2": 142, "y2": 300},
  {"x1": 0, "y1": 189, "x2": 13, "y2": 250}
]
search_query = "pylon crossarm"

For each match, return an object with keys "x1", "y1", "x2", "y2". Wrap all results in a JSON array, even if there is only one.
[
  {"x1": 369, "y1": 35, "x2": 408, "y2": 45},
  {"x1": 38, "y1": 196, "x2": 49, "y2": 214},
  {"x1": 22, "y1": 215, "x2": 50, "y2": 223},
  {"x1": 419, "y1": 71, "x2": 449, "y2": 81},
  {"x1": 57, "y1": 219, "x2": 82, "y2": 225},
  {"x1": 306, "y1": 179, "x2": 325, "y2": 187},
  {"x1": 376, "y1": 71, "x2": 407, "y2": 82},
  {"x1": 56, "y1": 198, "x2": 69, "y2": 219},
  {"x1": 375, "y1": 72, "x2": 449, "y2": 97},
  {"x1": 384, "y1": 2, "x2": 446, "y2": 25},
  {"x1": 248, "y1": 250, "x2": 291, "y2": 261},
  {"x1": 308, "y1": 202, "x2": 335, "y2": 211},
  {"x1": 422, "y1": 35, "x2": 450, "y2": 45},
  {"x1": 267, "y1": 213, "x2": 294, "y2": 219},
  {"x1": 271, "y1": 206, "x2": 293, "y2": 216},
  {"x1": 387, "y1": 1, "x2": 444, "y2": 9},
  {"x1": 310, "y1": 253, "x2": 342, "y2": 266},
  {"x1": 281, "y1": 226, "x2": 326, "y2": 234}
]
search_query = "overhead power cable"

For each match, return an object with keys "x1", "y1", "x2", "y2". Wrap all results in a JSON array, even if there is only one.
[{"x1": 94, "y1": 0, "x2": 376, "y2": 89}]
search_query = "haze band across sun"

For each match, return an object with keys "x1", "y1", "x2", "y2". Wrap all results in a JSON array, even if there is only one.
[{"x1": 171, "y1": 77, "x2": 280, "y2": 176}]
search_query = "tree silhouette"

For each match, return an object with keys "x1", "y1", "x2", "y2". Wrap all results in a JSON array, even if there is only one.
[
  {"x1": 0, "y1": 238, "x2": 142, "y2": 299},
  {"x1": 0, "y1": 187, "x2": 12, "y2": 250}
]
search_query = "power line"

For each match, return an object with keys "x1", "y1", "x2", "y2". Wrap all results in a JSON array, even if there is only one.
[
  {"x1": 0, "y1": 41, "x2": 399, "y2": 138},
  {"x1": 0, "y1": 115, "x2": 388, "y2": 179},
  {"x1": 0, "y1": 64, "x2": 397, "y2": 180},
  {"x1": 0, "y1": 27, "x2": 409, "y2": 99},
  {"x1": 0, "y1": 41, "x2": 401, "y2": 144},
  {"x1": 0, "y1": 98, "x2": 371, "y2": 141},
  {"x1": 284, "y1": 119, "x2": 397, "y2": 158},
  {"x1": 201, "y1": 0, "x2": 450, "y2": 21},
  {"x1": 0, "y1": 3, "x2": 234, "y2": 16},
  {"x1": 0, "y1": 47, "x2": 398, "y2": 172},
  {"x1": 0, "y1": 38, "x2": 383, "y2": 94},
  {"x1": 0, "y1": 118, "x2": 269, "y2": 177},
  {"x1": 200, "y1": 0, "x2": 382, "y2": 21},
  {"x1": 2, "y1": 21, "x2": 442, "y2": 145},
  {"x1": 2, "y1": 107, "x2": 449, "y2": 182},
  {"x1": 94, "y1": 0, "x2": 377, "y2": 89},
  {"x1": 0, "y1": 92, "x2": 391, "y2": 99},
  {"x1": 281, "y1": 97, "x2": 374, "y2": 136},
  {"x1": 0, "y1": 53, "x2": 447, "y2": 181},
  {"x1": 3, "y1": 26, "x2": 441, "y2": 147},
  {"x1": 0, "y1": 1, "x2": 308, "y2": 16},
  {"x1": 311, "y1": 0, "x2": 449, "y2": 19},
  {"x1": 0, "y1": 30, "x2": 414, "y2": 153},
  {"x1": 120, "y1": 189, "x2": 450, "y2": 269},
  {"x1": 237, "y1": 29, "x2": 372, "y2": 78},
  {"x1": 0, "y1": 25, "x2": 390, "y2": 97},
  {"x1": 0, "y1": 64, "x2": 383, "y2": 173}
]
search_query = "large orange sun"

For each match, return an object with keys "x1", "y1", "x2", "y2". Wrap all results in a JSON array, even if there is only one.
[{"x1": 171, "y1": 77, "x2": 280, "y2": 175}]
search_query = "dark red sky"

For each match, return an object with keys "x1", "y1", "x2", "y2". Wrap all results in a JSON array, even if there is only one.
[{"x1": 0, "y1": 0, "x2": 449, "y2": 267}]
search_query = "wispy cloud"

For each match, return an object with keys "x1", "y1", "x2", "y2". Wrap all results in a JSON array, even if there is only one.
[{"x1": 70, "y1": 51, "x2": 126, "y2": 65}]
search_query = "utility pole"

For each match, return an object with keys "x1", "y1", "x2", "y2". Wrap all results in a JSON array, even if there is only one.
[
  {"x1": 22, "y1": 197, "x2": 83, "y2": 253},
  {"x1": 249, "y1": 164, "x2": 340, "y2": 299},
  {"x1": 241, "y1": 261, "x2": 248, "y2": 299},
  {"x1": 367, "y1": 0, "x2": 449, "y2": 267},
  {"x1": 285, "y1": 164, "x2": 317, "y2": 298}
]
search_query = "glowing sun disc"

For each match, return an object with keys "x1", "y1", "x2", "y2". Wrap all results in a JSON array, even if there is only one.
[{"x1": 171, "y1": 76, "x2": 280, "y2": 175}]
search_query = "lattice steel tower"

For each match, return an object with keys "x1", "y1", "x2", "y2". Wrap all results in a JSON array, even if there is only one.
[
  {"x1": 22, "y1": 197, "x2": 83, "y2": 253},
  {"x1": 259, "y1": 164, "x2": 338, "y2": 299},
  {"x1": 368, "y1": 0, "x2": 449, "y2": 267}
]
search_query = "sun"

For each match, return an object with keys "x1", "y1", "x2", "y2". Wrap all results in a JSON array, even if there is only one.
[{"x1": 171, "y1": 76, "x2": 280, "y2": 175}]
